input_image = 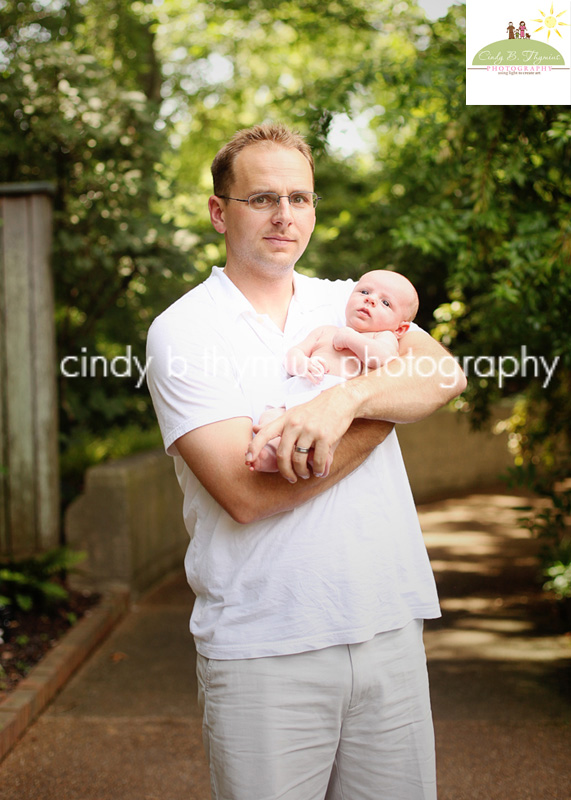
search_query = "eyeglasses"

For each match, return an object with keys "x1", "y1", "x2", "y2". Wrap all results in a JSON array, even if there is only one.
[{"x1": 217, "y1": 191, "x2": 321, "y2": 212}]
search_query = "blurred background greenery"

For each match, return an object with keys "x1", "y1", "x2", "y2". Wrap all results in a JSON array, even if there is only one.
[{"x1": 1, "y1": 0, "x2": 569, "y2": 597}]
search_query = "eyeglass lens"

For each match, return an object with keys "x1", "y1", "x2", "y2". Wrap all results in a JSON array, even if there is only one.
[{"x1": 248, "y1": 192, "x2": 318, "y2": 210}]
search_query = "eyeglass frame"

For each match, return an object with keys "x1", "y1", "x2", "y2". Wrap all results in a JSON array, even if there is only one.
[{"x1": 217, "y1": 191, "x2": 322, "y2": 211}]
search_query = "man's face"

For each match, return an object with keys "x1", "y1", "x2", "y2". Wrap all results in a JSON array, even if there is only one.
[
  {"x1": 345, "y1": 271, "x2": 414, "y2": 335},
  {"x1": 211, "y1": 143, "x2": 316, "y2": 278}
]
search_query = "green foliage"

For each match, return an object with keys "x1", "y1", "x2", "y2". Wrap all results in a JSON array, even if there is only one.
[
  {"x1": 1, "y1": 0, "x2": 569, "y2": 600},
  {"x1": 544, "y1": 552, "x2": 571, "y2": 601},
  {"x1": 0, "y1": 0, "x2": 191, "y2": 501},
  {"x1": 502, "y1": 402, "x2": 571, "y2": 608},
  {"x1": 0, "y1": 548, "x2": 85, "y2": 614}
]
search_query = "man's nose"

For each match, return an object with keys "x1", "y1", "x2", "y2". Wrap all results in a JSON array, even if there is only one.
[{"x1": 272, "y1": 196, "x2": 294, "y2": 222}]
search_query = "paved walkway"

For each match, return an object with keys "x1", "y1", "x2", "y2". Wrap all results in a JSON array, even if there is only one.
[{"x1": 1, "y1": 492, "x2": 570, "y2": 799}]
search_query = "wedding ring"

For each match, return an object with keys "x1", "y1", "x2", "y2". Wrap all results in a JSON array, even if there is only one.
[{"x1": 294, "y1": 446, "x2": 311, "y2": 454}]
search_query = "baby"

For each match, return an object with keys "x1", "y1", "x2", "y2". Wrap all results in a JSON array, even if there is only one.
[{"x1": 246, "y1": 269, "x2": 418, "y2": 473}]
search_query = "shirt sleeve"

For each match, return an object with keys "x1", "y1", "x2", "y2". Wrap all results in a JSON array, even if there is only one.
[{"x1": 146, "y1": 311, "x2": 252, "y2": 456}]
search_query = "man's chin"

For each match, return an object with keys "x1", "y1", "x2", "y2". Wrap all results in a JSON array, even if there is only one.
[
  {"x1": 250, "y1": 258, "x2": 299, "y2": 276},
  {"x1": 257, "y1": 250, "x2": 302, "y2": 271}
]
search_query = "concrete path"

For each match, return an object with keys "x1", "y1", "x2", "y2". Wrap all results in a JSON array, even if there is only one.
[
  {"x1": 1, "y1": 492, "x2": 569, "y2": 799},
  {"x1": 422, "y1": 493, "x2": 570, "y2": 799}
]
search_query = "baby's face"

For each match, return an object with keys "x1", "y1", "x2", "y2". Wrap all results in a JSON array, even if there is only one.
[{"x1": 345, "y1": 271, "x2": 415, "y2": 334}]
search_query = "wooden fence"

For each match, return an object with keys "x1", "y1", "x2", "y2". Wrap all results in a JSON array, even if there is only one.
[{"x1": 0, "y1": 183, "x2": 59, "y2": 557}]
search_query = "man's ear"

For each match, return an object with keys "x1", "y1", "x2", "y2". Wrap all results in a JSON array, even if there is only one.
[
  {"x1": 394, "y1": 321, "x2": 411, "y2": 339},
  {"x1": 209, "y1": 195, "x2": 226, "y2": 233}
]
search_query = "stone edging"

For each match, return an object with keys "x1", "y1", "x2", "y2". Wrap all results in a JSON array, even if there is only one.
[{"x1": 0, "y1": 589, "x2": 130, "y2": 762}]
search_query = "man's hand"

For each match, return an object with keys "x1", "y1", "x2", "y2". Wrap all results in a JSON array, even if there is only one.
[{"x1": 245, "y1": 383, "x2": 358, "y2": 483}]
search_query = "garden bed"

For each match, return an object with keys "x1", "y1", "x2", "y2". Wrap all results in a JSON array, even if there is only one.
[{"x1": 0, "y1": 590, "x2": 100, "y2": 695}]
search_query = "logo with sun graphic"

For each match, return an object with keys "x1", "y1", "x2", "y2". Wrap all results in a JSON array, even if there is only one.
[
  {"x1": 471, "y1": 4, "x2": 568, "y2": 67},
  {"x1": 532, "y1": 3, "x2": 569, "y2": 40},
  {"x1": 466, "y1": 1, "x2": 570, "y2": 105}
]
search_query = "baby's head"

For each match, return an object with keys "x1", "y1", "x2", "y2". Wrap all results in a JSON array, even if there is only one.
[{"x1": 345, "y1": 270, "x2": 418, "y2": 337}]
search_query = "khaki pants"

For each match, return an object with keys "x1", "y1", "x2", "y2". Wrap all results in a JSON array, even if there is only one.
[{"x1": 196, "y1": 620, "x2": 437, "y2": 800}]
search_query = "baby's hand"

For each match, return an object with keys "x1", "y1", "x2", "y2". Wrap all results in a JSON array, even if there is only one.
[
  {"x1": 305, "y1": 356, "x2": 328, "y2": 385},
  {"x1": 332, "y1": 327, "x2": 352, "y2": 352}
]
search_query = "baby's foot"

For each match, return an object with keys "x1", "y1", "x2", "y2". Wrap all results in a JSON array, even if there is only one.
[{"x1": 245, "y1": 443, "x2": 279, "y2": 473}]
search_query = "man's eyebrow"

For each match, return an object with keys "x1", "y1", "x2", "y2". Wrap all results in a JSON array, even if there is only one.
[{"x1": 250, "y1": 187, "x2": 314, "y2": 193}]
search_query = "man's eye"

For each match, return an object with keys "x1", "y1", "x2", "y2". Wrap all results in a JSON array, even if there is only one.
[
  {"x1": 291, "y1": 193, "x2": 310, "y2": 205},
  {"x1": 252, "y1": 194, "x2": 274, "y2": 206}
]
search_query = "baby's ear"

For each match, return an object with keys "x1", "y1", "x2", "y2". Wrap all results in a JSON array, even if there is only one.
[{"x1": 394, "y1": 321, "x2": 411, "y2": 339}]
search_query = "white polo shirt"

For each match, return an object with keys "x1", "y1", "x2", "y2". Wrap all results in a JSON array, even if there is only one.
[{"x1": 146, "y1": 267, "x2": 440, "y2": 659}]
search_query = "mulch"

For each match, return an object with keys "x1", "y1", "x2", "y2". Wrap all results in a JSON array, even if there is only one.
[{"x1": 0, "y1": 590, "x2": 100, "y2": 695}]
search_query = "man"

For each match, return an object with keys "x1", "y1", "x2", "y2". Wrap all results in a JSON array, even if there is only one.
[{"x1": 147, "y1": 123, "x2": 466, "y2": 800}]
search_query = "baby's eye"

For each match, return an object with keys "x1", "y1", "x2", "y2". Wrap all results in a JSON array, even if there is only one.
[
  {"x1": 360, "y1": 289, "x2": 369, "y2": 295},
  {"x1": 382, "y1": 299, "x2": 391, "y2": 307}
]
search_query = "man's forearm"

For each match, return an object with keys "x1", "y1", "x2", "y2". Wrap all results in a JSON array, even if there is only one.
[
  {"x1": 176, "y1": 416, "x2": 393, "y2": 524},
  {"x1": 339, "y1": 362, "x2": 454, "y2": 425},
  {"x1": 346, "y1": 330, "x2": 467, "y2": 424}
]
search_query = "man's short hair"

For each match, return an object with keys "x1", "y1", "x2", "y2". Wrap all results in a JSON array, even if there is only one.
[{"x1": 211, "y1": 123, "x2": 314, "y2": 196}]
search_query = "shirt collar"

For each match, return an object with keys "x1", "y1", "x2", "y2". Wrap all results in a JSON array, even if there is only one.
[
  {"x1": 291, "y1": 270, "x2": 334, "y2": 313},
  {"x1": 204, "y1": 265, "x2": 346, "y2": 323},
  {"x1": 204, "y1": 266, "x2": 257, "y2": 323}
]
